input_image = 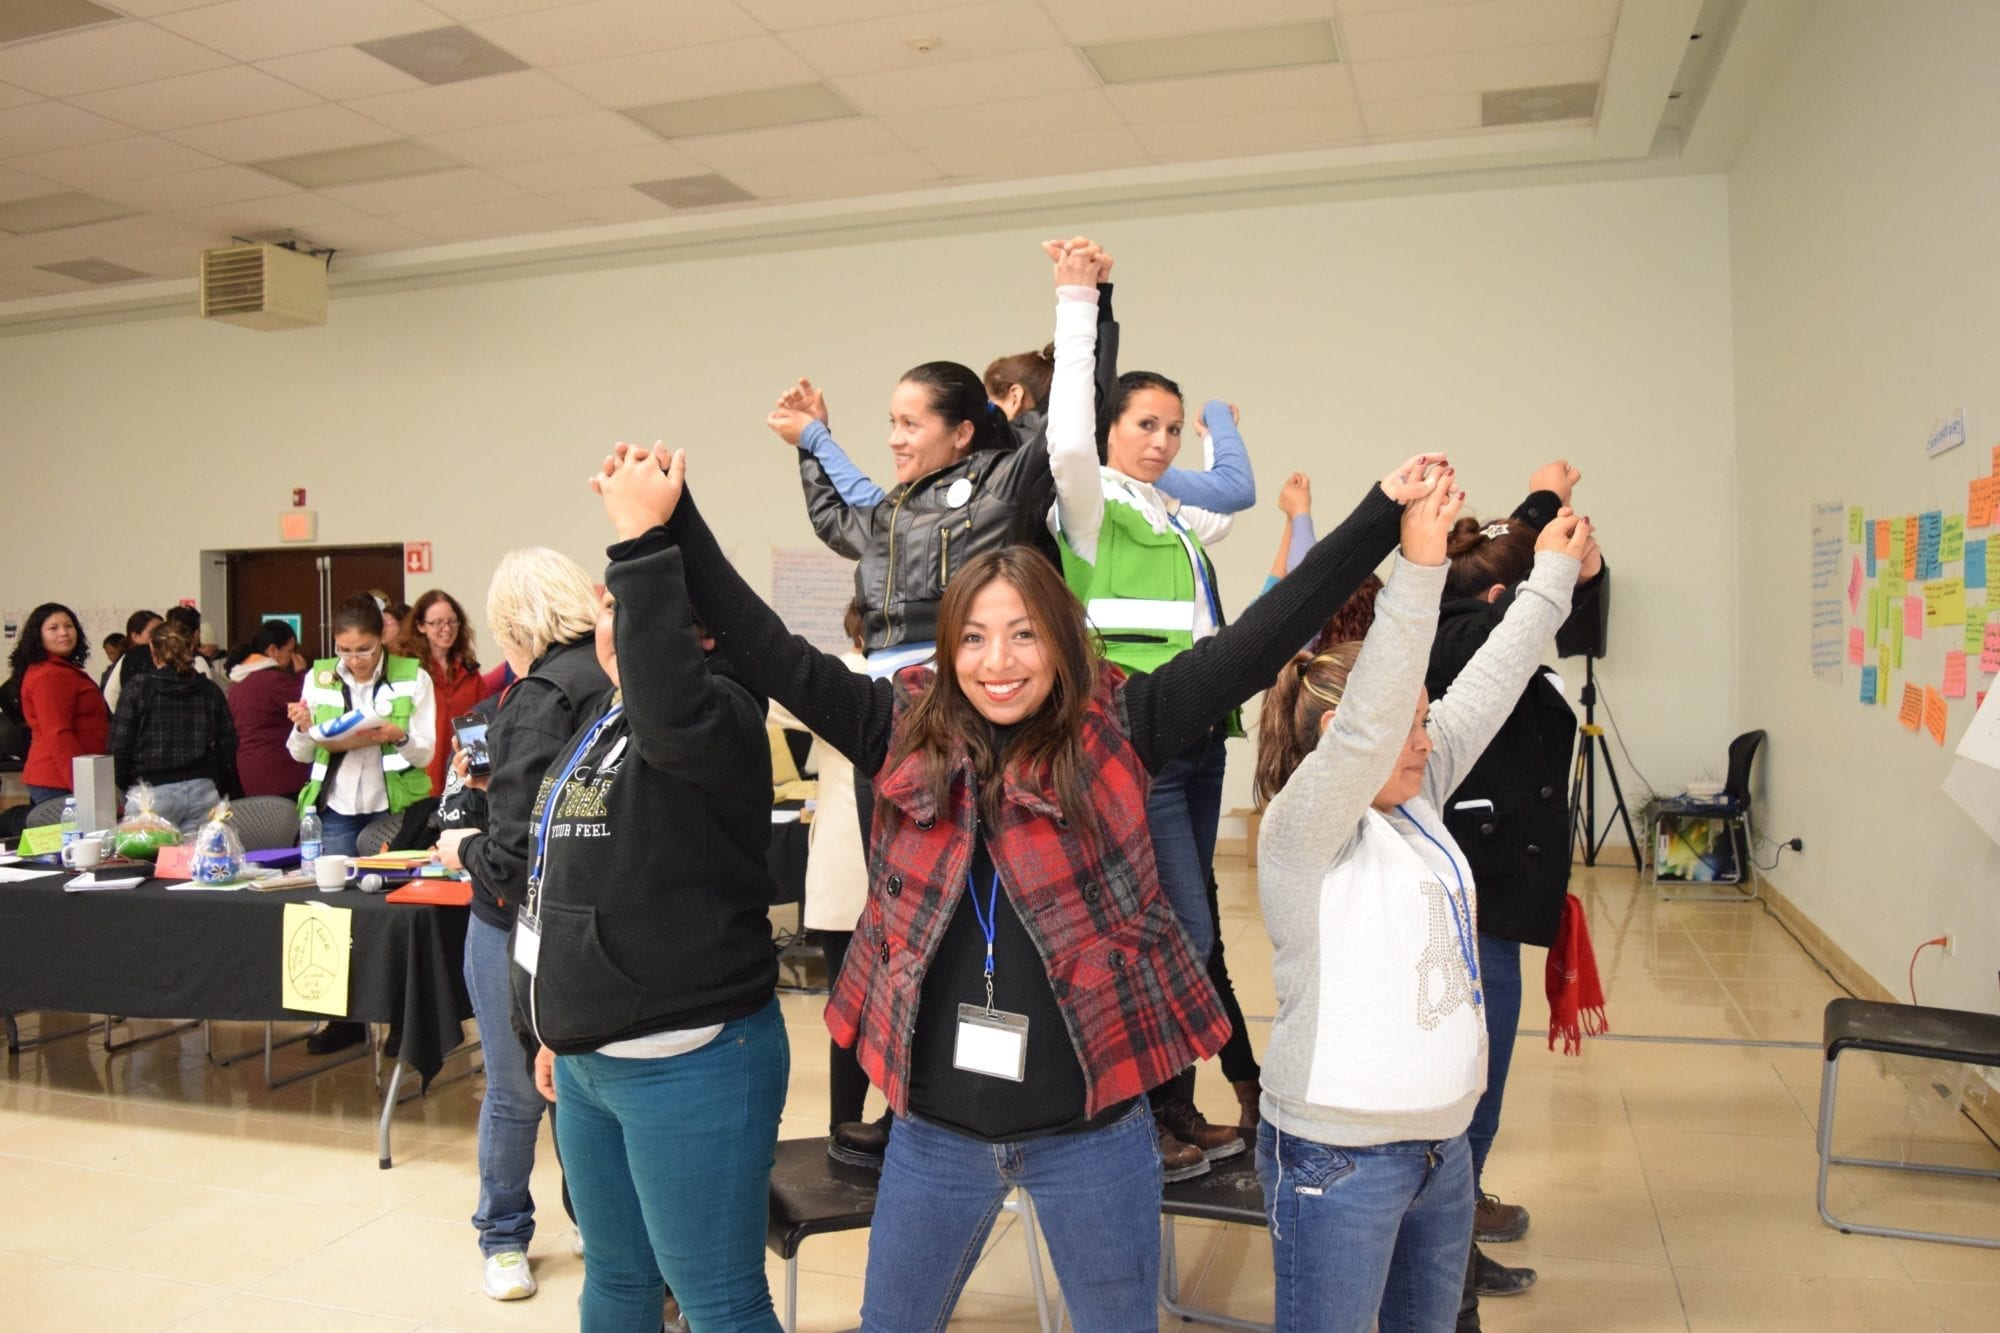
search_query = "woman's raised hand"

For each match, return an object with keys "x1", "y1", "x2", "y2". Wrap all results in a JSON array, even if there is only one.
[
  {"x1": 1528, "y1": 459, "x2": 1582, "y2": 505},
  {"x1": 591, "y1": 441, "x2": 686, "y2": 541},
  {"x1": 1536, "y1": 506, "x2": 1597, "y2": 565},
  {"x1": 1398, "y1": 463, "x2": 1464, "y2": 566},
  {"x1": 1278, "y1": 471, "x2": 1311, "y2": 517},
  {"x1": 1380, "y1": 453, "x2": 1449, "y2": 504},
  {"x1": 1044, "y1": 235, "x2": 1104, "y2": 288}
]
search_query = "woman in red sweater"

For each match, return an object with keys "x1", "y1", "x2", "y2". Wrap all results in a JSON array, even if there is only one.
[
  {"x1": 400, "y1": 589, "x2": 485, "y2": 793},
  {"x1": 11, "y1": 602, "x2": 109, "y2": 806}
]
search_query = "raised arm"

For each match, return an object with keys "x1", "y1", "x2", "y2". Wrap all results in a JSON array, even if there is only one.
[
  {"x1": 1157, "y1": 400, "x2": 1255, "y2": 512},
  {"x1": 769, "y1": 378, "x2": 890, "y2": 510},
  {"x1": 1046, "y1": 239, "x2": 1110, "y2": 564},
  {"x1": 1422, "y1": 515, "x2": 1589, "y2": 805},
  {"x1": 1124, "y1": 456, "x2": 1446, "y2": 768}
]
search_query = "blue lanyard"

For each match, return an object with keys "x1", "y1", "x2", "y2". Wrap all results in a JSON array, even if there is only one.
[
  {"x1": 965, "y1": 865, "x2": 1002, "y2": 1013},
  {"x1": 525, "y1": 703, "x2": 624, "y2": 920},
  {"x1": 1164, "y1": 507, "x2": 1224, "y2": 628},
  {"x1": 1396, "y1": 804, "x2": 1482, "y2": 1004}
]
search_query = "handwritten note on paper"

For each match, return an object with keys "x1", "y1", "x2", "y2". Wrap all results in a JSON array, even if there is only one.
[
  {"x1": 1970, "y1": 539, "x2": 1989, "y2": 590},
  {"x1": 1985, "y1": 622, "x2": 2000, "y2": 674},
  {"x1": 1967, "y1": 613, "x2": 1987, "y2": 653},
  {"x1": 1927, "y1": 408, "x2": 1968, "y2": 458},
  {"x1": 280, "y1": 901, "x2": 351, "y2": 1017},
  {"x1": 1848, "y1": 506, "x2": 1864, "y2": 543},
  {"x1": 1906, "y1": 595, "x2": 1925, "y2": 639},
  {"x1": 1919, "y1": 511, "x2": 1944, "y2": 579},
  {"x1": 1868, "y1": 589, "x2": 1882, "y2": 650},
  {"x1": 1943, "y1": 514, "x2": 1966, "y2": 563},
  {"x1": 1946, "y1": 651, "x2": 1969, "y2": 698},
  {"x1": 1900, "y1": 683, "x2": 1925, "y2": 729},
  {"x1": 1903, "y1": 516, "x2": 1919, "y2": 580},
  {"x1": 1861, "y1": 666, "x2": 1879, "y2": 704},
  {"x1": 16, "y1": 826, "x2": 61, "y2": 856},
  {"x1": 770, "y1": 545, "x2": 861, "y2": 654},
  {"x1": 1880, "y1": 646, "x2": 1893, "y2": 706},
  {"x1": 1925, "y1": 578, "x2": 1968, "y2": 628},
  {"x1": 1974, "y1": 476, "x2": 2000, "y2": 528},
  {"x1": 1848, "y1": 556, "x2": 1862, "y2": 613},
  {"x1": 1988, "y1": 537, "x2": 2000, "y2": 592},
  {"x1": 1848, "y1": 627, "x2": 1865, "y2": 665},
  {"x1": 1810, "y1": 501, "x2": 1847, "y2": 685},
  {"x1": 1876, "y1": 519, "x2": 1892, "y2": 559},
  {"x1": 1883, "y1": 563, "x2": 1906, "y2": 599},
  {"x1": 1925, "y1": 687, "x2": 1950, "y2": 744}
]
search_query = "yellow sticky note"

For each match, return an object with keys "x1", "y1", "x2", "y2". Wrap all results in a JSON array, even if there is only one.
[
  {"x1": 1878, "y1": 647, "x2": 1892, "y2": 706},
  {"x1": 1848, "y1": 506, "x2": 1864, "y2": 543},
  {"x1": 1988, "y1": 538, "x2": 2000, "y2": 591},
  {"x1": 1868, "y1": 588, "x2": 1882, "y2": 649},
  {"x1": 281, "y1": 901, "x2": 352, "y2": 1018},
  {"x1": 1925, "y1": 577, "x2": 1968, "y2": 628},
  {"x1": 1943, "y1": 515, "x2": 1966, "y2": 562},
  {"x1": 1882, "y1": 563, "x2": 1906, "y2": 599}
]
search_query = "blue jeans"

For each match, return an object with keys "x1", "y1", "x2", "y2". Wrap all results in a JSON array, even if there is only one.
[
  {"x1": 1257, "y1": 1123, "x2": 1473, "y2": 1333},
  {"x1": 554, "y1": 999, "x2": 787, "y2": 1333},
  {"x1": 316, "y1": 807, "x2": 376, "y2": 857},
  {"x1": 1467, "y1": 933, "x2": 1522, "y2": 1185},
  {"x1": 27, "y1": 784, "x2": 68, "y2": 807},
  {"x1": 862, "y1": 1100, "x2": 1161, "y2": 1332},
  {"x1": 139, "y1": 777, "x2": 220, "y2": 840},
  {"x1": 464, "y1": 915, "x2": 546, "y2": 1255},
  {"x1": 1145, "y1": 725, "x2": 1228, "y2": 961}
]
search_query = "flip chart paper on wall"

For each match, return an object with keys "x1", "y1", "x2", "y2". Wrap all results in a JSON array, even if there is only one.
[
  {"x1": 1957, "y1": 682, "x2": 2000, "y2": 769},
  {"x1": 1810, "y1": 501, "x2": 1846, "y2": 685},
  {"x1": 1943, "y1": 514, "x2": 1966, "y2": 562},
  {"x1": 1925, "y1": 578, "x2": 1967, "y2": 627},
  {"x1": 280, "y1": 901, "x2": 351, "y2": 1018},
  {"x1": 1925, "y1": 687, "x2": 1949, "y2": 744},
  {"x1": 1969, "y1": 539, "x2": 1988, "y2": 589},
  {"x1": 1945, "y1": 651, "x2": 1969, "y2": 698},
  {"x1": 1899, "y1": 683, "x2": 1924, "y2": 729}
]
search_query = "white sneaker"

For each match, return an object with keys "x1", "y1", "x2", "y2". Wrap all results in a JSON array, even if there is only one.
[
  {"x1": 483, "y1": 1250, "x2": 536, "y2": 1301},
  {"x1": 570, "y1": 1231, "x2": 585, "y2": 1259}
]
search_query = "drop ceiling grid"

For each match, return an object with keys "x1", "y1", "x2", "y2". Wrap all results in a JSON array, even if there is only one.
[{"x1": 0, "y1": 0, "x2": 1622, "y2": 298}]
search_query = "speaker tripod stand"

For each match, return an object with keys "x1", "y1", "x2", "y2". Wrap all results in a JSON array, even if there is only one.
[{"x1": 1569, "y1": 657, "x2": 1640, "y2": 869}]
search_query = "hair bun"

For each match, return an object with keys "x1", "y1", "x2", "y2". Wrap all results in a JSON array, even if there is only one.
[{"x1": 1038, "y1": 342, "x2": 1055, "y2": 363}]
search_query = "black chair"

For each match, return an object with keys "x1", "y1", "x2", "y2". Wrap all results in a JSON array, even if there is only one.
[
  {"x1": 1650, "y1": 729, "x2": 1765, "y2": 900},
  {"x1": 23, "y1": 795, "x2": 67, "y2": 829},
  {"x1": 1159, "y1": 1152, "x2": 1274, "y2": 1332},
  {"x1": 229, "y1": 795, "x2": 301, "y2": 853},
  {"x1": 1816, "y1": 998, "x2": 2000, "y2": 1249}
]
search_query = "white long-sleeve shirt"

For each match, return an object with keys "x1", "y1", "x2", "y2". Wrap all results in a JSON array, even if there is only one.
[{"x1": 285, "y1": 658, "x2": 435, "y2": 817}]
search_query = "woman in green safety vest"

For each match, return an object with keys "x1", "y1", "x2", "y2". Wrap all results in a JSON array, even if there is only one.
[
  {"x1": 1043, "y1": 235, "x2": 1256, "y2": 1177},
  {"x1": 286, "y1": 594, "x2": 437, "y2": 857}
]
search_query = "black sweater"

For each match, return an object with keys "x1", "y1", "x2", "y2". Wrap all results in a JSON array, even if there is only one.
[
  {"x1": 510, "y1": 541, "x2": 778, "y2": 1054},
  {"x1": 108, "y1": 669, "x2": 236, "y2": 791}
]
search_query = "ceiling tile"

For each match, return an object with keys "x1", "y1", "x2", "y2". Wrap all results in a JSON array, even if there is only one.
[
  {"x1": 355, "y1": 25, "x2": 530, "y2": 85},
  {"x1": 348, "y1": 69, "x2": 598, "y2": 134},
  {"x1": 1347, "y1": 37, "x2": 1610, "y2": 101},
  {"x1": 727, "y1": 149, "x2": 944, "y2": 201},
  {"x1": 470, "y1": 0, "x2": 761, "y2": 67},
  {"x1": 417, "y1": 109, "x2": 658, "y2": 165},
  {"x1": 0, "y1": 164, "x2": 60, "y2": 203},
  {"x1": 0, "y1": 0, "x2": 122, "y2": 46},
  {"x1": 165, "y1": 105, "x2": 414, "y2": 162},
  {"x1": 97, "y1": 0, "x2": 230, "y2": 13},
  {"x1": 1049, "y1": 0, "x2": 1337, "y2": 45},
  {"x1": 780, "y1": 1, "x2": 1066, "y2": 78},
  {"x1": 545, "y1": 183, "x2": 669, "y2": 222},
  {"x1": 923, "y1": 125, "x2": 1147, "y2": 179},
  {"x1": 550, "y1": 36, "x2": 821, "y2": 106},
  {"x1": 28, "y1": 212, "x2": 228, "y2": 261},
  {"x1": 489, "y1": 141, "x2": 707, "y2": 192},
  {"x1": 739, "y1": 0, "x2": 990, "y2": 26},
  {"x1": 1340, "y1": 0, "x2": 1619, "y2": 62},
  {"x1": 276, "y1": 215, "x2": 435, "y2": 253},
  {"x1": 0, "y1": 190, "x2": 131, "y2": 234},
  {"x1": 389, "y1": 192, "x2": 588, "y2": 240},
  {"x1": 671, "y1": 117, "x2": 906, "y2": 172},
  {"x1": 317, "y1": 165, "x2": 524, "y2": 213},
  {"x1": 1131, "y1": 104, "x2": 1365, "y2": 160},
  {"x1": 1360, "y1": 90, "x2": 1480, "y2": 138},
  {"x1": 84, "y1": 245, "x2": 201, "y2": 278},
  {"x1": 92, "y1": 165, "x2": 300, "y2": 213},
  {"x1": 877, "y1": 88, "x2": 1122, "y2": 149},
  {"x1": 0, "y1": 84, "x2": 42, "y2": 110},
  {"x1": 0, "y1": 101, "x2": 137, "y2": 157},
  {"x1": 153, "y1": 0, "x2": 457, "y2": 63},
  {"x1": 4, "y1": 135, "x2": 221, "y2": 189},
  {"x1": 173, "y1": 192, "x2": 371, "y2": 237},
  {"x1": 0, "y1": 232, "x2": 81, "y2": 267},
  {"x1": 1104, "y1": 64, "x2": 1354, "y2": 124},
  {"x1": 834, "y1": 48, "x2": 1099, "y2": 117},
  {"x1": 5, "y1": 265, "x2": 98, "y2": 294},
  {"x1": 253, "y1": 140, "x2": 460, "y2": 188},
  {"x1": 69, "y1": 66, "x2": 323, "y2": 133},
  {"x1": 256, "y1": 47, "x2": 429, "y2": 101},
  {"x1": 0, "y1": 21, "x2": 234, "y2": 97},
  {"x1": 37, "y1": 256, "x2": 155, "y2": 284},
  {"x1": 1335, "y1": 0, "x2": 1476, "y2": 14},
  {"x1": 426, "y1": 0, "x2": 603, "y2": 18}
]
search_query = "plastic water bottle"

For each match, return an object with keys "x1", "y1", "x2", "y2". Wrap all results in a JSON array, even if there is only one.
[
  {"x1": 59, "y1": 795, "x2": 78, "y2": 850},
  {"x1": 298, "y1": 809, "x2": 322, "y2": 872}
]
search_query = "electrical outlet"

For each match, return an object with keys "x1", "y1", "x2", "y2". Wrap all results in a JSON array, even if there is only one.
[{"x1": 1944, "y1": 933, "x2": 1957, "y2": 957}]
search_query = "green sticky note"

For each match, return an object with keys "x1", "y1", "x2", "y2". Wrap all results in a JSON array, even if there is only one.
[
  {"x1": 16, "y1": 825, "x2": 62, "y2": 856},
  {"x1": 1943, "y1": 515, "x2": 1965, "y2": 562},
  {"x1": 1969, "y1": 609, "x2": 1987, "y2": 652},
  {"x1": 1988, "y1": 537, "x2": 2000, "y2": 590},
  {"x1": 1882, "y1": 565, "x2": 1906, "y2": 599},
  {"x1": 1868, "y1": 588, "x2": 1882, "y2": 649},
  {"x1": 1849, "y1": 506, "x2": 1865, "y2": 543}
]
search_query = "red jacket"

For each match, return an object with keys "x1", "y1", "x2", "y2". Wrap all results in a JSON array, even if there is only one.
[
  {"x1": 419, "y1": 656, "x2": 486, "y2": 792},
  {"x1": 825, "y1": 664, "x2": 1231, "y2": 1118},
  {"x1": 21, "y1": 658, "x2": 109, "y2": 791}
]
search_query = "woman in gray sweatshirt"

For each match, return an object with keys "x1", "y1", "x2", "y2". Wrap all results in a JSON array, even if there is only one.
[{"x1": 1250, "y1": 471, "x2": 1593, "y2": 1333}]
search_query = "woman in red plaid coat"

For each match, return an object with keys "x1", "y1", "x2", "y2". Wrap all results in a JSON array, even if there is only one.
[{"x1": 594, "y1": 442, "x2": 1444, "y2": 1330}]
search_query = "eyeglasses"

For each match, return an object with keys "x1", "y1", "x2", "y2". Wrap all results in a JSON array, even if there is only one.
[
  {"x1": 334, "y1": 645, "x2": 381, "y2": 659},
  {"x1": 421, "y1": 618, "x2": 459, "y2": 631}
]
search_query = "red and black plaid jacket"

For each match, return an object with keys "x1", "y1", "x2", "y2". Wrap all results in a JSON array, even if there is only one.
[{"x1": 824, "y1": 663, "x2": 1231, "y2": 1118}]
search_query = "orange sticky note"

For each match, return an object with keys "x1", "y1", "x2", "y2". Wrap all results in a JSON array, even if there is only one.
[
  {"x1": 1992, "y1": 442, "x2": 2000, "y2": 475},
  {"x1": 1972, "y1": 476, "x2": 1999, "y2": 527},
  {"x1": 1904, "y1": 517, "x2": 1920, "y2": 579},
  {"x1": 1898, "y1": 683, "x2": 1924, "y2": 729},
  {"x1": 1945, "y1": 650, "x2": 1968, "y2": 698},
  {"x1": 1924, "y1": 686, "x2": 1948, "y2": 744},
  {"x1": 1875, "y1": 519, "x2": 1892, "y2": 559}
]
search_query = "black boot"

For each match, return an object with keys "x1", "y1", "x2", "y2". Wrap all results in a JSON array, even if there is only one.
[
  {"x1": 1472, "y1": 1243, "x2": 1537, "y2": 1297},
  {"x1": 827, "y1": 1112, "x2": 891, "y2": 1170},
  {"x1": 305, "y1": 1021, "x2": 366, "y2": 1055},
  {"x1": 1456, "y1": 1240, "x2": 1481, "y2": 1332}
]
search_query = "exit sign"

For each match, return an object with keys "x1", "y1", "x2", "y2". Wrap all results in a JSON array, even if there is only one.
[
  {"x1": 405, "y1": 541, "x2": 432, "y2": 574},
  {"x1": 280, "y1": 511, "x2": 317, "y2": 542}
]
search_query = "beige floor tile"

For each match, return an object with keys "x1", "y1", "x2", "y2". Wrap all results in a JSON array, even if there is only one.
[
  {"x1": 1736, "y1": 1006, "x2": 1831, "y2": 1043},
  {"x1": 1675, "y1": 1266, "x2": 1927, "y2": 1331},
  {"x1": 1483, "y1": 1178, "x2": 1668, "y2": 1264},
  {"x1": 168, "y1": 1292, "x2": 423, "y2": 1331},
  {"x1": 0, "y1": 1244, "x2": 65, "y2": 1286},
  {"x1": 117, "y1": 1188, "x2": 382, "y2": 1289},
  {"x1": 1483, "y1": 1069, "x2": 1629, "y2": 1126},
  {"x1": 419, "y1": 1253, "x2": 587, "y2": 1332},
  {"x1": 1919, "y1": 1278, "x2": 2000, "y2": 1332},
  {"x1": 1885, "y1": 1202, "x2": 2000, "y2": 1282},
  {"x1": 5, "y1": 1261, "x2": 228, "y2": 1332},
  {"x1": 1830, "y1": 1136, "x2": 2000, "y2": 1213},
  {"x1": 249, "y1": 1213, "x2": 482, "y2": 1321},
  {"x1": 1183, "y1": 1224, "x2": 1275, "y2": 1327},
  {"x1": 1477, "y1": 1255, "x2": 1685, "y2": 1332},
  {"x1": 1652, "y1": 1187, "x2": 1906, "y2": 1278},
  {"x1": 0, "y1": 1167, "x2": 230, "y2": 1262},
  {"x1": 1483, "y1": 1115, "x2": 1649, "y2": 1189},
  {"x1": 1621, "y1": 1078, "x2": 1814, "y2": 1139},
  {"x1": 1605, "y1": 975, "x2": 1740, "y2": 1009},
  {"x1": 1632, "y1": 1124, "x2": 1863, "y2": 1205}
]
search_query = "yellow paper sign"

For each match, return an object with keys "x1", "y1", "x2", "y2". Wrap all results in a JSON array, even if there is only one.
[
  {"x1": 281, "y1": 901, "x2": 352, "y2": 1018},
  {"x1": 17, "y1": 825, "x2": 63, "y2": 855},
  {"x1": 1925, "y1": 578, "x2": 1968, "y2": 628}
]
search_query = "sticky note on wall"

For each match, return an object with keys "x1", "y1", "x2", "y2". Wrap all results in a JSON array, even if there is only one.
[
  {"x1": 1899, "y1": 682, "x2": 1924, "y2": 729},
  {"x1": 1924, "y1": 686, "x2": 1948, "y2": 744},
  {"x1": 1971, "y1": 476, "x2": 1999, "y2": 527},
  {"x1": 1945, "y1": 651, "x2": 1969, "y2": 697},
  {"x1": 1861, "y1": 665, "x2": 1878, "y2": 704},
  {"x1": 1848, "y1": 627, "x2": 1865, "y2": 665},
  {"x1": 1925, "y1": 577, "x2": 1967, "y2": 627},
  {"x1": 1969, "y1": 539, "x2": 1988, "y2": 589}
]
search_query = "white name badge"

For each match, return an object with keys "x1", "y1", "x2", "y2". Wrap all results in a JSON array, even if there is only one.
[
  {"x1": 513, "y1": 919, "x2": 541, "y2": 977},
  {"x1": 953, "y1": 1004, "x2": 1028, "y2": 1081},
  {"x1": 945, "y1": 477, "x2": 973, "y2": 509}
]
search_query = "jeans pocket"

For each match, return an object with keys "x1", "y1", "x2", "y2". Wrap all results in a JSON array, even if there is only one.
[{"x1": 1282, "y1": 1140, "x2": 1356, "y2": 1196}]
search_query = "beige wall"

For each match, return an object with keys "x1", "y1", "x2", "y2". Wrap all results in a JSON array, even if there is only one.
[
  {"x1": 1, "y1": 172, "x2": 1736, "y2": 818},
  {"x1": 1731, "y1": 0, "x2": 2000, "y2": 1010}
]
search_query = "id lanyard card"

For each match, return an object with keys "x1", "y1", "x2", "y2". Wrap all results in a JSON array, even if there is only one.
[
  {"x1": 951, "y1": 865, "x2": 1030, "y2": 1082},
  {"x1": 514, "y1": 703, "x2": 624, "y2": 978}
]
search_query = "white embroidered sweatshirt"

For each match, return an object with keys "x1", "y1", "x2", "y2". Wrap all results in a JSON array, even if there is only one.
[{"x1": 1257, "y1": 549, "x2": 1578, "y2": 1147}]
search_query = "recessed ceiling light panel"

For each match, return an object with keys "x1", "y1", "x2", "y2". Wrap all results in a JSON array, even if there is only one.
[
  {"x1": 624, "y1": 83, "x2": 856, "y2": 139},
  {"x1": 38, "y1": 257, "x2": 149, "y2": 284},
  {"x1": 1083, "y1": 22, "x2": 1340, "y2": 86},
  {"x1": 1482, "y1": 81, "x2": 1601, "y2": 127},
  {"x1": 632, "y1": 174, "x2": 757, "y2": 209},
  {"x1": 0, "y1": 190, "x2": 133, "y2": 233},
  {"x1": 356, "y1": 25, "x2": 529, "y2": 86},
  {"x1": 0, "y1": 0, "x2": 121, "y2": 48},
  {"x1": 251, "y1": 140, "x2": 461, "y2": 189}
]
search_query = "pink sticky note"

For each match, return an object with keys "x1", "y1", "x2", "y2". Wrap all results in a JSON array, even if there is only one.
[
  {"x1": 1847, "y1": 556, "x2": 1862, "y2": 612},
  {"x1": 1945, "y1": 651, "x2": 1968, "y2": 698},
  {"x1": 1906, "y1": 595, "x2": 1925, "y2": 639},
  {"x1": 1847, "y1": 628, "x2": 1865, "y2": 664},
  {"x1": 1984, "y1": 622, "x2": 2000, "y2": 674}
]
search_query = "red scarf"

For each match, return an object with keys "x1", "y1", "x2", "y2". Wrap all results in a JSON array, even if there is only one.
[{"x1": 1546, "y1": 893, "x2": 1608, "y2": 1054}]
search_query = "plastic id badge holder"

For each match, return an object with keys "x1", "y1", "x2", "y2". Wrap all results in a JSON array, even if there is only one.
[{"x1": 954, "y1": 1004, "x2": 1028, "y2": 1081}]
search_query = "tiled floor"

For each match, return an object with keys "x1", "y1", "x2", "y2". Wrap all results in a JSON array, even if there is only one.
[{"x1": 2, "y1": 861, "x2": 1997, "y2": 1330}]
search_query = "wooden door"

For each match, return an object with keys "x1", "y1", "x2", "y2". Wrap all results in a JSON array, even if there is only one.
[{"x1": 225, "y1": 546, "x2": 404, "y2": 658}]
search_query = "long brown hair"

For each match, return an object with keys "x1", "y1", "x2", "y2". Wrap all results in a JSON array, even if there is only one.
[
  {"x1": 1308, "y1": 574, "x2": 1382, "y2": 658},
  {"x1": 402, "y1": 588, "x2": 479, "y2": 672},
  {"x1": 984, "y1": 343, "x2": 1054, "y2": 411},
  {"x1": 1253, "y1": 642, "x2": 1364, "y2": 809},
  {"x1": 888, "y1": 546, "x2": 1101, "y2": 835}
]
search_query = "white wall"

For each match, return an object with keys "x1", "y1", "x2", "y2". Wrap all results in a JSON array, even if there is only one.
[
  {"x1": 1, "y1": 172, "x2": 1737, "y2": 817},
  {"x1": 1731, "y1": 0, "x2": 2000, "y2": 1009}
]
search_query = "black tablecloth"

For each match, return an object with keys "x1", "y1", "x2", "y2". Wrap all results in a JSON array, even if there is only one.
[{"x1": 0, "y1": 868, "x2": 472, "y2": 1086}]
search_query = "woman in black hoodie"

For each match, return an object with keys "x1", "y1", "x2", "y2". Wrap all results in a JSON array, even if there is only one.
[
  {"x1": 109, "y1": 615, "x2": 237, "y2": 837},
  {"x1": 519, "y1": 454, "x2": 785, "y2": 1333}
]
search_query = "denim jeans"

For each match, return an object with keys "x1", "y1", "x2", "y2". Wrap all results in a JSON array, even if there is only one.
[
  {"x1": 1144, "y1": 724, "x2": 1228, "y2": 962},
  {"x1": 316, "y1": 807, "x2": 376, "y2": 857},
  {"x1": 1256, "y1": 1122, "x2": 1473, "y2": 1333},
  {"x1": 27, "y1": 784, "x2": 68, "y2": 808},
  {"x1": 1467, "y1": 933, "x2": 1522, "y2": 1185},
  {"x1": 463, "y1": 915, "x2": 546, "y2": 1255},
  {"x1": 861, "y1": 1100, "x2": 1161, "y2": 1332},
  {"x1": 554, "y1": 999, "x2": 788, "y2": 1333},
  {"x1": 138, "y1": 777, "x2": 220, "y2": 840}
]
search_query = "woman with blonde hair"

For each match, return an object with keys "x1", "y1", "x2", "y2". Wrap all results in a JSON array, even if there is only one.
[{"x1": 435, "y1": 547, "x2": 613, "y2": 1302}]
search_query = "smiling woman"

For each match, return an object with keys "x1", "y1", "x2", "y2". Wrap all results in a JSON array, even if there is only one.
[{"x1": 8, "y1": 601, "x2": 108, "y2": 806}]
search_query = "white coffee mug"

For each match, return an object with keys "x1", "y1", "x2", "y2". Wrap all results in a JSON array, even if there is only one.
[
  {"x1": 62, "y1": 835, "x2": 106, "y2": 870},
  {"x1": 315, "y1": 855, "x2": 359, "y2": 892}
]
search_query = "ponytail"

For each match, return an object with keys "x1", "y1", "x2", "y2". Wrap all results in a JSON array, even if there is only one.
[
  {"x1": 150, "y1": 617, "x2": 197, "y2": 678},
  {"x1": 984, "y1": 343, "x2": 1056, "y2": 411},
  {"x1": 1253, "y1": 642, "x2": 1364, "y2": 809},
  {"x1": 901, "y1": 360, "x2": 1013, "y2": 454}
]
